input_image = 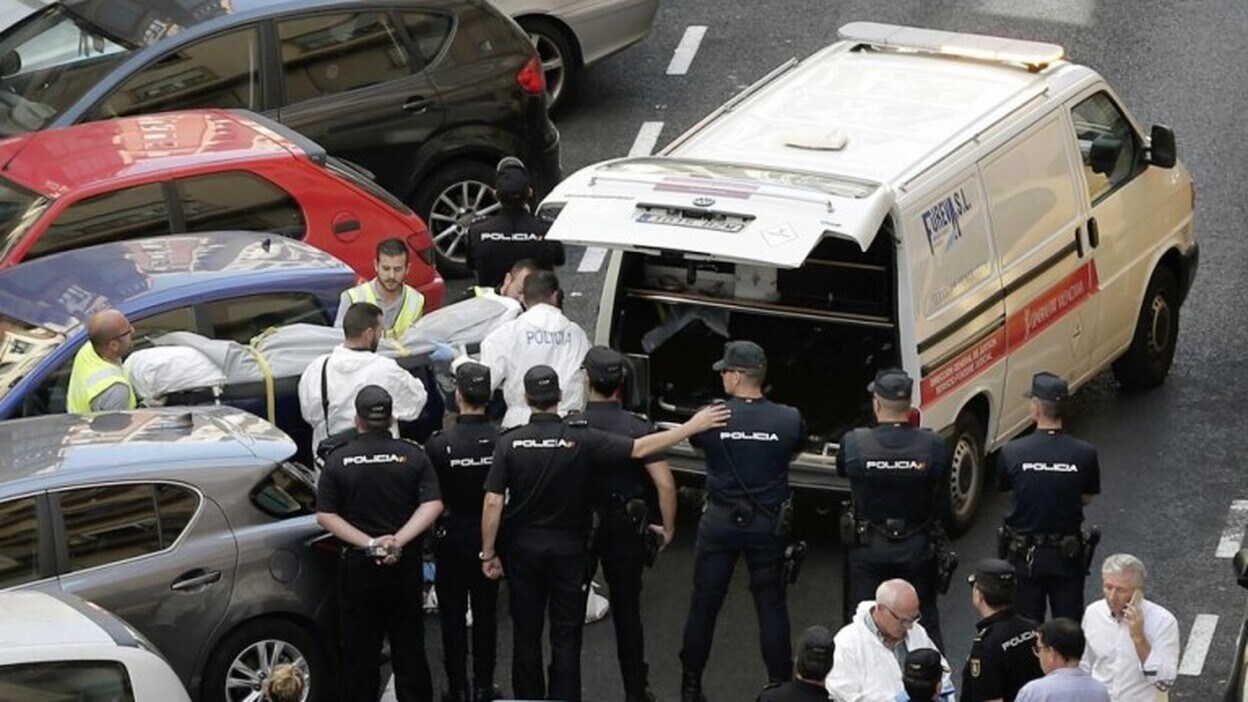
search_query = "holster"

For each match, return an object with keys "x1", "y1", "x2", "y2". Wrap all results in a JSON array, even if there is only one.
[
  {"x1": 839, "y1": 501, "x2": 858, "y2": 544},
  {"x1": 1081, "y1": 524, "x2": 1102, "y2": 575},
  {"x1": 781, "y1": 540, "x2": 808, "y2": 585},
  {"x1": 931, "y1": 525, "x2": 959, "y2": 595},
  {"x1": 772, "y1": 497, "x2": 794, "y2": 538}
]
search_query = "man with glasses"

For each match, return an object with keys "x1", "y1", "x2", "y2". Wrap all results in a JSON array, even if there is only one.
[
  {"x1": 67, "y1": 308, "x2": 137, "y2": 413},
  {"x1": 826, "y1": 579, "x2": 954, "y2": 701},
  {"x1": 1016, "y1": 618, "x2": 1109, "y2": 702}
]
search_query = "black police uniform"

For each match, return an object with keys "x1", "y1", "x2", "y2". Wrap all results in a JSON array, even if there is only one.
[
  {"x1": 577, "y1": 399, "x2": 664, "y2": 700},
  {"x1": 756, "y1": 680, "x2": 830, "y2": 702},
  {"x1": 318, "y1": 431, "x2": 442, "y2": 702},
  {"x1": 997, "y1": 429, "x2": 1100, "y2": 621},
  {"x1": 426, "y1": 415, "x2": 501, "y2": 698},
  {"x1": 838, "y1": 422, "x2": 949, "y2": 648},
  {"x1": 464, "y1": 208, "x2": 564, "y2": 289},
  {"x1": 485, "y1": 413, "x2": 635, "y2": 702},
  {"x1": 679, "y1": 395, "x2": 804, "y2": 684},
  {"x1": 961, "y1": 607, "x2": 1043, "y2": 701}
]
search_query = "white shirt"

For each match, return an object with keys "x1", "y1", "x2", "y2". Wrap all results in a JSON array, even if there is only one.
[
  {"x1": 297, "y1": 345, "x2": 427, "y2": 448},
  {"x1": 1081, "y1": 598, "x2": 1180, "y2": 702},
  {"x1": 826, "y1": 601, "x2": 957, "y2": 702},
  {"x1": 478, "y1": 303, "x2": 590, "y2": 428}
]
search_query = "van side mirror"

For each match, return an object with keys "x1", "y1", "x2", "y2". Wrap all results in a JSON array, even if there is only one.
[
  {"x1": 1147, "y1": 124, "x2": 1177, "y2": 168},
  {"x1": 1235, "y1": 548, "x2": 1248, "y2": 589},
  {"x1": 1089, "y1": 136, "x2": 1121, "y2": 176}
]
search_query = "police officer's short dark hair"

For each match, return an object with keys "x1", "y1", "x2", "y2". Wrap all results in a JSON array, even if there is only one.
[
  {"x1": 375, "y1": 238, "x2": 408, "y2": 262},
  {"x1": 1037, "y1": 618, "x2": 1085, "y2": 661},
  {"x1": 1035, "y1": 398, "x2": 1063, "y2": 421},
  {"x1": 343, "y1": 302, "x2": 384, "y2": 338},
  {"x1": 522, "y1": 269, "x2": 560, "y2": 305},
  {"x1": 976, "y1": 581, "x2": 1015, "y2": 608}
]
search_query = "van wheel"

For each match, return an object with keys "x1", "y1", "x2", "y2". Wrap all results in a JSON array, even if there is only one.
[
  {"x1": 1113, "y1": 267, "x2": 1179, "y2": 390},
  {"x1": 202, "y1": 618, "x2": 326, "y2": 702},
  {"x1": 947, "y1": 411, "x2": 986, "y2": 536},
  {"x1": 411, "y1": 160, "x2": 499, "y2": 279}
]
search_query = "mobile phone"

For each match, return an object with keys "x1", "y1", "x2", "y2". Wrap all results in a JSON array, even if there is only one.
[{"x1": 1129, "y1": 589, "x2": 1144, "y2": 609}]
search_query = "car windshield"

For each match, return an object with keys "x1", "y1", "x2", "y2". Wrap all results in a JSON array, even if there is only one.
[
  {"x1": 0, "y1": 177, "x2": 48, "y2": 261},
  {"x1": 0, "y1": 313, "x2": 64, "y2": 401},
  {"x1": 0, "y1": 6, "x2": 136, "y2": 136}
]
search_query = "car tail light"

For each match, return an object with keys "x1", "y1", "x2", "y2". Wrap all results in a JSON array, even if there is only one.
[
  {"x1": 408, "y1": 234, "x2": 435, "y2": 266},
  {"x1": 907, "y1": 406, "x2": 922, "y2": 427},
  {"x1": 517, "y1": 55, "x2": 545, "y2": 96}
]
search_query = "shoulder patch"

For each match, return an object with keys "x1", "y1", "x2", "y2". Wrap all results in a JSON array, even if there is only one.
[
  {"x1": 970, "y1": 658, "x2": 980, "y2": 678},
  {"x1": 565, "y1": 418, "x2": 589, "y2": 428}
]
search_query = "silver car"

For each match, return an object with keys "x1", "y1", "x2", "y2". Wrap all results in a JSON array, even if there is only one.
[
  {"x1": 493, "y1": 0, "x2": 659, "y2": 110},
  {"x1": 0, "y1": 407, "x2": 337, "y2": 702}
]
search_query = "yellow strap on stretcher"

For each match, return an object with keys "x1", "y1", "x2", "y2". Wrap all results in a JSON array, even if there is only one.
[{"x1": 242, "y1": 344, "x2": 277, "y2": 424}]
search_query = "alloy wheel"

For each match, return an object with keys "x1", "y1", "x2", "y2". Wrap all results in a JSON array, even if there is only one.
[
  {"x1": 224, "y1": 638, "x2": 310, "y2": 702},
  {"x1": 427, "y1": 179, "x2": 500, "y2": 265}
]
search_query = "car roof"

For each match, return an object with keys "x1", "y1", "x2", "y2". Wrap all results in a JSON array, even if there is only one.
[
  {"x1": 0, "y1": 231, "x2": 355, "y2": 333},
  {"x1": 0, "y1": 406, "x2": 296, "y2": 489},
  {"x1": 0, "y1": 591, "x2": 135, "y2": 650},
  {"x1": 0, "y1": 110, "x2": 309, "y2": 198}
]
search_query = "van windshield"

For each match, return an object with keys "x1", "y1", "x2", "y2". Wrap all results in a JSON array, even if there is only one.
[
  {"x1": 0, "y1": 313, "x2": 64, "y2": 401},
  {"x1": 599, "y1": 158, "x2": 879, "y2": 200}
]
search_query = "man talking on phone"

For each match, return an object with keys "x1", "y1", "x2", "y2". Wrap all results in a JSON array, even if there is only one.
[{"x1": 1081, "y1": 554, "x2": 1180, "y2": 701}]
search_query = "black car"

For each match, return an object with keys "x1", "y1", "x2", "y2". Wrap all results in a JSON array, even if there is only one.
[{"x1": 0, "y1": 0, "x2": 561, "y2": 275}]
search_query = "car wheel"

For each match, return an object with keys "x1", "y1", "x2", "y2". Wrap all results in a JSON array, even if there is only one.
[
  {"x1": 411, "y1": 160, "x2": 500, "y2": 279},
  {"x1": 519, "y1": 17, "x2": 579, "y2": 113},
  {"x1": 1112, "y1": 266, "x2": 1179, "y2": 391},
  {"x1": 947, "y1": 410, "x2": 986, "y2": 536},
  {"x1": 202, "y1": 618, "x2": 326, "y2": 702}
]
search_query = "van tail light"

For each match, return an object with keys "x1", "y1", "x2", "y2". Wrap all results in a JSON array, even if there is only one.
[
  {"x1": 408, "y1": 234, "x2": 435, "y2": 267},
  {"x1": 907, "y1": 406, "x2": 922, "y2": 427},
  {"x1": 517, "y1": 55, "x2": 546, "y2": 96}
]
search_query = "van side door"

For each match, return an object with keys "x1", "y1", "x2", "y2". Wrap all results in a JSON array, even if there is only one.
[{"x1": 981, "y1": 112, "x2": 1094, "y2": 437}]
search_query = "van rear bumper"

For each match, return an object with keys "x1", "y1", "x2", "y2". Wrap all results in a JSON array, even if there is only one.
[
  {"x1": 664, "y1": 446, "x2": 850, "y2": 493},
  {"x1": 1180, "y1": 242, "x2": 1200, "y2": 304}
]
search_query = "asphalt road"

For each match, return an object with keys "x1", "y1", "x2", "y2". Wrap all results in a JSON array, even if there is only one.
[{"x1": 391, "y1": 1, "x2": 1248, "y2": 699}]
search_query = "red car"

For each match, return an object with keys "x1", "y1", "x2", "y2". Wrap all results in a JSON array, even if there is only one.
[{"x1": 0, "y1": 109, "x2": 445, "y2": 309}]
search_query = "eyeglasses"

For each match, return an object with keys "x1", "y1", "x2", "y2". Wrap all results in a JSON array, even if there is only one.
[{"x1": 881, "y1": 603, "x2": 920, "y2": 627}]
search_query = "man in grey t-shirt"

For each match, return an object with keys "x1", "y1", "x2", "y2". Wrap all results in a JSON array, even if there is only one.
[{"x1": 1017, "y1": 618, "x2": 1109, "y2": 702}]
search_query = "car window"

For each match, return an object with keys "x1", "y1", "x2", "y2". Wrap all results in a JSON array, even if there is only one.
[
  {"x1": 27, "y1": 183, "x2": 171, "y2": 261},
  {"x1": 250, "y1": 461, "x2": 317, "y2": 518},
  {"x1": 400, "y1": 11, "x2": 454, "y2": 66},
  {"x1": 201, "y1": 293, "x2": 329, "y2": 344},
  {"x1": 59, "y1": 484, "x2": 162, "y2": 572},
  {"x1": 440, "y1": 5, "x2": 517, "y2": 70},
  {"x1": 1070, "y1": 92, "x2": 1143, "y2": 205},
  {"x1": 0, "y1": 660, "x2": 135, "y2": 701},
  {"x1": 132, "y1": 306, "x2": 197, "y2": 345},
  {"x1": 95, "y1": 26, "x2": 262, "y2": 118},
  {"x1": 277, "y1": 12, "x2": 413, "y2": 104},
  {"x1": 176, "y1": 171, "x2": 306, "y2": 239},
  {"x1": 0, "y1": 497, "x2": 40, "y2": 588},
  {"x1": 154, "y1": 483, "x2": 199, "y2": 546},
  {"x1": 1, "y1": 314, "x2": 64, "y2": 410},
  {"x1": 0, "y1": 177, "x2": 45, "y2": 262}
]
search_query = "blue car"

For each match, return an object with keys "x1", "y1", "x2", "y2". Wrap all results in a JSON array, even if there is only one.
[{"x1": 0, "y1": 231, "x2": 444, "y2": 459}]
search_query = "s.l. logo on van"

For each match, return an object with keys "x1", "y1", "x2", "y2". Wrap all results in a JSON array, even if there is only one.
[
  {"x1": 921, "y1": 188, "x2": 973, "y2": 256},
  {"x1": 692, "y1": 197, "x2": 716, "y2": 208}
]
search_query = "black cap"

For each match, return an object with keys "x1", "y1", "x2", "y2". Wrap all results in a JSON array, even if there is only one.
[
  {"x1": 523, "y1": 365, "x2": 561, "y2": 406},
  {"x1": 455, "y1": 361, "x2": 491, "y2": 400},
  {"x1": 868, "y1": 367, "x2": 913, "y2": 401},
  {"x1": 495, "y1": 156, "x2": 531, "y2": 197},
  {"x1": 1024, "y1": 371, "x2": 1069, "y2": 402},
  {"x1": 794, "y1": 625, "x2": 835, "y2": 679},
  {"x1": 712, "y1": 340, "x2": 766, "y2": 372},
  {"x1": 355, "y1": 385, "x2": 393, "y2": 421},
  {"x1": 903, "y1": 648, "x2": 943, "y2": 683},
  {"x1": 583, "y1": 346, "x2": 627, "y2": 384},
  {"x1": 967, "y1": 558, "x2": 1016, "y2": 590}
]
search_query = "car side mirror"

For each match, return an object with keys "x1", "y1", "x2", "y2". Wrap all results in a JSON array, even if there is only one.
[
  {"x1": 0, "y1": 51, "x2": 20, "y2": 77},
  {"x1": 1235, "y1": 548, "x2": 1248, "y2": 589},
  {"x1": 1089, "y1": 136, "x2": 1122, "y2": 176},
  {"x1": 1147, "y1": 124, "x2": 1177, "y2": 169}
]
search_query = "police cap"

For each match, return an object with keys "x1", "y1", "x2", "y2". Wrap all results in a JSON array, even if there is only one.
[
  {"x1": 1024, "y1": 371, "x2": 1069, "y2": 402},
  {"x1": 868, "y1": 367, "x2": 913, "y2": 401},
  {"x1": 355, "y1": 385, "x2": 393, "y2": 421},
  {"x1": 455, "y1": 361, "x2": 492, "y2": 403},
  {"x1": 794, "y1": 625, "x2": 835, "y2": 679},
  {"x1": 967, "y1": 558, "x2": 1017, "y2": 591},
  {"x1": 495, "y1": 156, "x2": 531, "y2": 197},
  {"x1": 523, "y1": 364, "x2": 561, "y2": 406},
  {"x1": 712, "y1": 340, "x2": 766, "y2": 372},
  {"x1": 583, "y1": 346, "x2": 628, "y2": 384},
  {"x1": 903, "y1": 647, "x2": 943, "y2": 683}
]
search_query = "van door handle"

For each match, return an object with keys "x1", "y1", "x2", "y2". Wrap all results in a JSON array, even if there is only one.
[
  {"x1": 402, "y1": 97, "x2": 432, "y2": 114},
  {"x1": 171, "y1": 569, "x2": 221, "y2": 592},
  {"x1": 1075, "y1": 227, "x2": 1085, "y2": 258},
  {"x1": 1087, "y1": 217, "x2": 1100, "y2": 249}
]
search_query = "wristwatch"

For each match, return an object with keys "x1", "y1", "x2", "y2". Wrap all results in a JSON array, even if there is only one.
[
  {"x1": 478, "y1": 550, "x2": 496, "y2": 561},
  {"x1": 367, "y1": 538, "x2": 376, "y2": 549}
]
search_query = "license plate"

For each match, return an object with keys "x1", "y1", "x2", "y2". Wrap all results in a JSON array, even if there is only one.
[{"x1": 635, "y1": 211, "x2": 745, "y2": 233}]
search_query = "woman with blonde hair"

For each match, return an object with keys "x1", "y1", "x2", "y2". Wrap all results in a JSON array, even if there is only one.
[{"x1": 263, "y1": 663, "x2": 305, "y2": 702}]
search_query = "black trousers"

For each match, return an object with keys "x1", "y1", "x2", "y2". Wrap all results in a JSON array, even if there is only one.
[
  {"x1": 435, "y1": 531, "x2": 500, "y2": 694},
  {"x1": 339, "y1": 551, "x2": 433, "y2": 702},
  {"x1": 846, "y1": 531, "x2": 943, "y2": 650},
  {"x1": 503, "y1": 529, "x2": 589, "y2": 701},
  {"x1": 1011, "y1": 545, "x2": 1085, "y2": 622},
  {"x1": 679, "y1": 504, "x2": 791, "y2": 683},
  {"x1": 590, "y1": 515, "x2": 649, "y2": 698}
]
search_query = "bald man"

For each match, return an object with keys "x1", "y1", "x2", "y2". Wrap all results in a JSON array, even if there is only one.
[{"x1": 67, "y1": 309, "x2": 137, "y2": 413}]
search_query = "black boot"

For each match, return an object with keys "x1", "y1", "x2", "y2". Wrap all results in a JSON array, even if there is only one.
[
  {"x1": 472, "y1": 682, "x2": 503, "y2": 702},
  {"x1": 680, "y1": 669, "x2": 706, "y2": 702},
  {"x1": 441, "y1": 690, "x2": 469, "y2": 702}
]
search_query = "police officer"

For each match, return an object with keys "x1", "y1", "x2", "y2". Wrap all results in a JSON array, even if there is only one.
[
  {"x1": 334, "y1": 238, "x2": 426, "y2": 338},
  {"x1": 67, "y1": 308, "x2": 137, "y2": 413},
  {"x1": 315, "y1": 386, "x2": 444, "y2": 702},
  {"x1": 425, "y1": 363, "x2": 502, "y2": 702},
  {"x1": 465, "y1": 157, "x2": 564, "y2": 289},
  {"x1": 838, "y1": 367, "x2": 949, "y2": 649},
  {"x1": 480, "y1": 366, "x2": 729, "y2": 702},
  {"x1": 756, "y1": 626, "x2": 835, "y2": 702},
  {"x1": 962, "y1": 559, "x2": 1043, "y2": 702},
  {"x1": 679, "y1": 340, "x2": 804, "y2": 701},
  {"x1": 578, "y1": 346, "x2": 677, "y2": 702},
  {"x1": 997, "y1": 372, "x2": 1100, "y2": 622}
]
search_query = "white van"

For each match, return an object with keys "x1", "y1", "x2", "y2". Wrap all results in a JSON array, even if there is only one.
[{"x1": 539, "y1": 23, "x2": 1198, "y2": 530}]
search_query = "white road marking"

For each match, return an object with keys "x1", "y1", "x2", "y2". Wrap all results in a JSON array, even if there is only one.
[
  {"x1": 1216, "y1": 499, "x2": 1248, "y2": 558},
  {"x1": 1178, "y1": 614, "x2": 1218, "y2": 676},
  {"x1": 576, "y1": 121, "x2": 665, "y2": 273},
  {"x1": 667, "y1": 26, "x2": 708, "y2": 75}
]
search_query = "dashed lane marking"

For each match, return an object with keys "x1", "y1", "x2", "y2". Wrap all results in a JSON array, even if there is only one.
[
  {"x1": 1216, "y1": 499, "x2": 1248, "y2": 558},
  {"x1": 667, "y1": 26, "x2": 708, "y2": 75},
  {"x1": 576, "y1": 121, "x2": 664, "y2": 274},
  {"x1": 1178, "y1": 614, "x2": 1218, "y2": 676}
]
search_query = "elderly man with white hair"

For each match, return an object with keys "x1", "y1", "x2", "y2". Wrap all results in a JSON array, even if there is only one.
[
  {"x1": 1081, "y1": 554, "x2": 1180, "y2": 701},
  {"x1": 826, "y1": 579, "x2": 955, "y2": 701}
]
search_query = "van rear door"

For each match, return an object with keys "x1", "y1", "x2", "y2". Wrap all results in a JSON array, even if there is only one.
[{"x1": 539, "y1": 157, "x2": 893, "y2": 266}]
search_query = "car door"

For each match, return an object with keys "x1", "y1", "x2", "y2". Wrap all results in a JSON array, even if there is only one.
[
  {"x1": 51, "y1": 481, "x2": 238, "y2": 686},
  {"x1": 274, "y1": 9, "x2": 446, "y2": 184},
  {"x1": 0, "y1": 494, "x2": 58, "y2": 597}
]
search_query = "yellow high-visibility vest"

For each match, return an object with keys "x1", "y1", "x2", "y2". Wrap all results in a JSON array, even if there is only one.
[
  {"x1": 66, "y1": 343, "x2": 136, "y2": 414},
  {"x1": 344, "y1": 281, "x2": 425, "y2": 338}
]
